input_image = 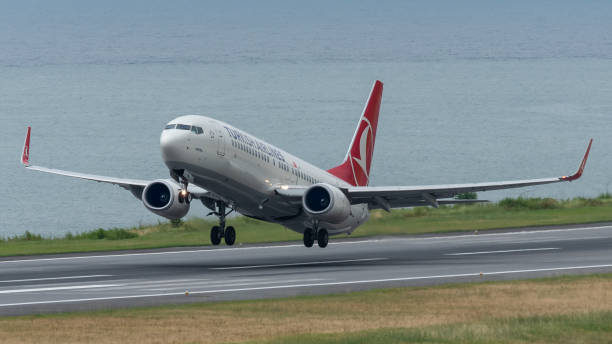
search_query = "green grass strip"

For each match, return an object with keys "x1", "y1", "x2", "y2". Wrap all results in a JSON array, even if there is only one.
[
  {"x1": 255, "y1": 311, "x2": 612, "y2": 344},
  {"x1": 2, "y1": 195, "x2": 612, "y2": 257}
]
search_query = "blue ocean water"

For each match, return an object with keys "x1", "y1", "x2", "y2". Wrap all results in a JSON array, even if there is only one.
[{"x1": 2, "y1": 1, "x2": 612, "y2": 237}]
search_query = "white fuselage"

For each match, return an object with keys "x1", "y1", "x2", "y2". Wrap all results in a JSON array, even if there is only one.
[{"x1": 160, "y1": 115, "x2": 369, "y2": 235}]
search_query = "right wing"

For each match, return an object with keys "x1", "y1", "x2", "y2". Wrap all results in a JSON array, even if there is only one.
[{"x1": 21, "y1": 127, "x2": 211, "y2": 200}]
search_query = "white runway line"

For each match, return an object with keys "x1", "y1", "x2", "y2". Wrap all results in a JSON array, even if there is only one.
[
  {"x1": 445, "y1": 248, "x2": 561, "y2": 256},
  {"x1": 1, "y1": 224, "x2": 610, "y2": 265},
  {"x1": 0, "y1": 284, "x2": 122, "y2": 295},
  {"x1": 210, "y1": 257, "x2": 387, "y2": 270},
  {"x1": 2, "y1": 263, "x2": 612, "y2": 307},
  {"x1": 0, "y1": 275, "x2": 112, "y2": 283},
  {"x1": 142, "y1": 278, "x2": 325, "y2": 291}
]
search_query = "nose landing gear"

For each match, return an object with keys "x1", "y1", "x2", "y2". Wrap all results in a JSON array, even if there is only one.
[
  {"x1": 170, "y1": 170, "x2": 234, "y2": 246},
  {"x1": 176, "y1": 174, "x2": 192, "y2": 204},
  {"x1": 208, "y1": 201, "x2": 236, "y2": 246}
]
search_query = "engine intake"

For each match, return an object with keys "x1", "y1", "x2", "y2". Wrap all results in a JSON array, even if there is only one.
[
  {"x1": 142, "y1": 179, "x2": 190, "y2": 219},
  {"x1": 302, "y1": 183, "x2": 351, "y2": 224}
]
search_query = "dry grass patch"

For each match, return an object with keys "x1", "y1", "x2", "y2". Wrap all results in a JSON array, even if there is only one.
[{"x1": 1, "y1": 274, "x2": 611, "y2": 343}]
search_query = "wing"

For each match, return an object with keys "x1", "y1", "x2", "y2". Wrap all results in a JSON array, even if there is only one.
[
  {"x1": 276, "y1": 139, "x2": 593, "y2": 211},
  {"x1": 21, "y1": 127, "x2": 211, "y2": 200},
  {"x1": 351, "y1": 139, "x2": 592, "y2": 210}
]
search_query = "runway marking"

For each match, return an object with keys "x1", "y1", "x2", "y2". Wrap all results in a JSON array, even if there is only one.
[
  {"x1": 116, "y1": 278, "x2": 211, "y2": 286},
  {"x1": 0, "y1": 275, "x2": 112, "y2": 283},
  {"x1": 0, "y1": 245, "x2": 300, "y2": 264},
  {"x1": 142, "y1": 278, "x2": 325, "y2": 291},
  {"x1": 445, "y1": 248, "x2": 560, "y2": 256},
  {"x1": 0, "y1": 284, "x2": 121, "y2": 295},
  {"x1": 210, "y1": 258, "x2": 387, "y2": 270},
  {"x1": 0, "y1": 224, "x2": 610, "y2": 265},
  {"x1": 2, "y1": 263, "x2": 612, "y2": 307}
]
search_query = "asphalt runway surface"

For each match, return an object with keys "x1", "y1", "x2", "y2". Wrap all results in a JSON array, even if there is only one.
[{"x1": 1, "y1": 223, "x2": 612, "y2": 316}]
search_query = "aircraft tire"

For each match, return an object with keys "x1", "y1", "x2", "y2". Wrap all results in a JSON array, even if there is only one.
[
  {"x1": 210, "y1": 226, "x2": 222, "y2": 246},
  {"x1": 225, "y1": 226, "x2": 236, "y2": 246},
  {"x1": 303, "y1": 228, "x2": 315, "y2": 248},
  {"x1": 317, "y1": 229, "x2": 328, "y2": 248}
]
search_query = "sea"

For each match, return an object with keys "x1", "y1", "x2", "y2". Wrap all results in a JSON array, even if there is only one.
[{"x1": 2, "y1": 0, "x2": 612, "y2": 237}]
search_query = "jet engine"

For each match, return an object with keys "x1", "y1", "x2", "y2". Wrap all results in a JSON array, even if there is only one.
[
  {"x1": 142, "y1": 179, "x2": 190, "y2": 219},
  {"x1": 302, "y1": 183, "x2": 351, "y2": 224}
]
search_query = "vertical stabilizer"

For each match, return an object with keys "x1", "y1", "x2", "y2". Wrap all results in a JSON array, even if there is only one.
[{"x1": 327, "y1": 80, "x2": 383, "y2": 186}]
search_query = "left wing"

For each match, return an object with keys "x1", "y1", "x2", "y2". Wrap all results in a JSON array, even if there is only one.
[
  {"x1": 276, "y1": 139, "x2": 592, "y2": 211},
  {"x1": 350, "y1": 139, "x2": 592, "y2": 210}
]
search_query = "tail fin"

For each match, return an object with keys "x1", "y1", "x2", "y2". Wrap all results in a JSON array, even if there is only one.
[{"x1": 328, "y1": 80, "x2": 383, "y2": 186}]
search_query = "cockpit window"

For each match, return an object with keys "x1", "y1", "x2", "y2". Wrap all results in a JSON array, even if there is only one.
[
  {"x1": 191, "y1": 126, "x2": 204, "y2": 135},
  {"x1": 164, "y1": 124, "x2": 176, "y2": 130},
  {"x1": 176, "y1": 124, "x2": 191, "y2": 130}
]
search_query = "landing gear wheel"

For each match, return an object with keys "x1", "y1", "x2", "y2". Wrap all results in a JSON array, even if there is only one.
[
  {"x1": 317, "y1": 229, "x2": 329, "y2": 248},
  {"x1": 210, "y1": 226, "x2": 222, "y2": 246},
  {"x1": 224, "y1": 226, "x2": 236, "y2": 246},
  {"x1": 303, "y1": 228, "x2": 315, "y2": 248}
]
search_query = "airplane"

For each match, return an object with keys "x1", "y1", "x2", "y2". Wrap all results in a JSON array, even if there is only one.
[{"x1": 21, "y1": 80, "x2": 593, "y2": 248}]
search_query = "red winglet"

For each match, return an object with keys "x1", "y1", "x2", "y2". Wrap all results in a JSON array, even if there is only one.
[
  {"x1": 22, "y1": 126, "x2": 31, "y2": 166},
  {"x1": 561, "y1": 138, "x2": 593, "y2": 182}
]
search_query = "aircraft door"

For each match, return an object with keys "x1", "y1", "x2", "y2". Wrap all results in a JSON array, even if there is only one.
[{"x1": 216, "y1": 129, "x2": 226, "y2": 156}]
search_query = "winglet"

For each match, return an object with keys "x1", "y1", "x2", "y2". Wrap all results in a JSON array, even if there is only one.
[
  {"x1": 22, "y1": 126, "x2": 31, "y2": 166},
  {"x1": 561, "y1": 138, "x2": 593, "y2": 182}
]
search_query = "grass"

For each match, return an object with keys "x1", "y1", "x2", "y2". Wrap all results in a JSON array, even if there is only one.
[
  {"x1": 2, "y1": 195, "x2": 612, "y2": 257},
  {"x1": 1, "y1": 274, "x2": 612, "y2": 343},
  {"x1": 257, "y1": 312, "x2": 612, "y2": 344}
]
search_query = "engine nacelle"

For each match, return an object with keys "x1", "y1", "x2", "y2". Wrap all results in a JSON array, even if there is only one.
[
  {"x1": 142, "y1": 179, "x2": 190, "y2": 220},
  {"x1": 302, "y1": 183, "x2": 351, "y2": 224}
]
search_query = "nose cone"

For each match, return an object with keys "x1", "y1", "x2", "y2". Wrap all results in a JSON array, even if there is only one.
[{"x1": 160, "y1": 129, "x2": 186, "y2": 168}]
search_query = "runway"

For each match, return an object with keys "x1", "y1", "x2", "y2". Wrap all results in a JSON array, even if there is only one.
[{"x1": 1, "y1": 223, "x2": 612, "y2": 316}]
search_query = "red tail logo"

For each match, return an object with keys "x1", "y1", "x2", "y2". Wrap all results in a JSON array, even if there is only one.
[{"x1": 328, "y1": 81, "x2": 383, "y2": 186}]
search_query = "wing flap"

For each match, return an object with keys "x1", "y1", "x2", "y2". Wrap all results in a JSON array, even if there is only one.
[{"x1": 348, "y1": 177, "x2": 561, "y2": 201}]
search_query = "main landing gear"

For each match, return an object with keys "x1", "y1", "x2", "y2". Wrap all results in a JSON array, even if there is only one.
[
  {"x1": 303, "y1": 227, "x2": 328, "y2": 248},
  {"x1": 208, "y1": 201, "x2": 236, "y2": 246}
]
